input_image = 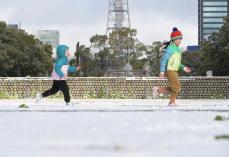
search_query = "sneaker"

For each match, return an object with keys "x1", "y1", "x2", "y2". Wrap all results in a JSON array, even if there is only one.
[
  {"x1": 35, "y1": 93, "x2": 43, "y2": 104},
  {"x1": 168, "y1": 103, "x2": 177, "y2": 107},
  {"x1": 153, "y1": 86, "x2": 159, "y2": 99},
  {"x1": 66, "y1": 102, "x2": 77, "y2": 106},
  {"x1": 66, "y1": 102, "x2": 78, "y2": 109}
]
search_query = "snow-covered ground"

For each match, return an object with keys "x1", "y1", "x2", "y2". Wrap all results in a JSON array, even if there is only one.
[{"x1": 0, "y1": 99, "x2": 229, "y2": 157}]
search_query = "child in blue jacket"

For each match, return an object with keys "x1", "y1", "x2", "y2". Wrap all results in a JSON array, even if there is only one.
[{"x1": 36, "y1": 45, "x2": 81, "y2": 106}]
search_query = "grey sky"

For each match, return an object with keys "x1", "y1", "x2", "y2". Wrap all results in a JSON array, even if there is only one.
[{"x1": 0, "y1": 0, "x2": 198, "y2": 51}]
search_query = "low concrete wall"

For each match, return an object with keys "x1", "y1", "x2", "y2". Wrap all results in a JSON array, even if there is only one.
[{"x1": 0, "y1": 77, "x2": 229, "y2": 99}]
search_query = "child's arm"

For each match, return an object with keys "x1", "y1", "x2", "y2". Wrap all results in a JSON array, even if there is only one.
[
  {"x1": 179, "y1": 64, "x2": 192, "y2": 73},
  {"x1": 68, "y1": 66, "x2": 81, "y2": 73},
  {"x1": 179, "y1": 64, "x2": 185, "y2": 71},
  {"x1": 160, "y1": 49, "x2": 173, "y2": 73}
]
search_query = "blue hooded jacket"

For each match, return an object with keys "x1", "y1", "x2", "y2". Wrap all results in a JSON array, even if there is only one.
[{"x1": 54, "y1": 45, "x2": 77, "y2": 78}]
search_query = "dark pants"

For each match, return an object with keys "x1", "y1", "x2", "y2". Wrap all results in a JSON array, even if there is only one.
[{"x1": 42, "y1": 80, "x2": 70, "y2": 103}]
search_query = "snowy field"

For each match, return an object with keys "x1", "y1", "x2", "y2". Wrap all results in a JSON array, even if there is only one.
[{"x1": 0, "y1": 99, "x2": 229, "y2": 157}]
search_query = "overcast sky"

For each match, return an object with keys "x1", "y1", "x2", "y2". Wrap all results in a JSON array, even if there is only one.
[{"x1": 0, "y1": 0, "x2": 198, "y2": 51}]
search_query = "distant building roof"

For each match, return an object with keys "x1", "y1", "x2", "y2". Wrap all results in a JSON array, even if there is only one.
[
  {"x1": 7, "y1": 24, "x2": 18, "y2": 29},
  {"x1": 187, "y1": 45, "x2": 200, "y2": 52}
]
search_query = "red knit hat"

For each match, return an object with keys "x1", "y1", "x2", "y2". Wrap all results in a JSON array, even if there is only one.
[{"x1": 171, "y1": 27, "x2": 183, "y2": 41}]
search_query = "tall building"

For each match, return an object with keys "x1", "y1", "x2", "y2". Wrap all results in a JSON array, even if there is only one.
[
  {"x1": 198, "y1": 0, "x2": 229, "y2": 43},
  {"x1": 35, "y1": 30, "x2": 59, "y2": 49}
]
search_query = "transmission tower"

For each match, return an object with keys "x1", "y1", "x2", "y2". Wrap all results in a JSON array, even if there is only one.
[{"x1": 106, "y1": 0, "x2": 131, "y2": 35}]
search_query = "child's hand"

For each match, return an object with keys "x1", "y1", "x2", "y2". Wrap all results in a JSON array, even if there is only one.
[
  {"x1": 183, "y1": 67, "x2": 192, "y2": 73},
  {"x1": 77, "y1": 66, "x2": 81, "y2": 71},
  {"x1": 159, "y1": 72, "x2": 165, "y2": 79}
]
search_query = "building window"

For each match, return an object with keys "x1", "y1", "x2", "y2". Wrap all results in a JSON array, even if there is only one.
[
  {"x1": 203, "y1": 2, "x2": 228, "y2": 6},
  {"x1": 203, "y1": 12, "x2": 228, "y2": 17},
  {"x1": 203, "y1": 7, "x2": 228, "y2": 11},
  {"x1": 203, "y1": 34, "x2": 211, "y2": 40},
  {"x1": 203, "y1": 23, "x2": 223, "y2": 28},
  {"x1": 203, "y1": 18, "x2": 224, "y2": 22},
  {"x1": 203, "y1": 29, "x2": 219, "y2": 34}
]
